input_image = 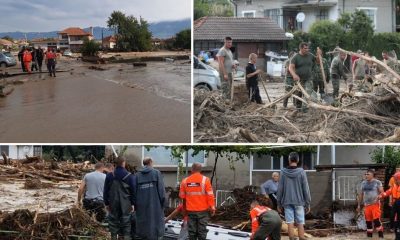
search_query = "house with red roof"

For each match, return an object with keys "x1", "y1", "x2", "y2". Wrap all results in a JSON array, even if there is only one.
[
  {"x1": 102, "y1": 35, "x2": 116, "y2": 49},
  {"x1": 58, "y1": 27, "x2": 94, "y2": 52}
]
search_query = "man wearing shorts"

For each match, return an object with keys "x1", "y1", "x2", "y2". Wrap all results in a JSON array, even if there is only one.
[
  {"x1": 358, "y1": 169, "x2": 384, "y2": 238},
  {"x1": 276, "y1": 152, "x2": 311, "y2": 240}
]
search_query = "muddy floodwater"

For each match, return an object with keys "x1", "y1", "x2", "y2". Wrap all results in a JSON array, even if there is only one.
[{"x1": 0, "y1": 58, "x2": 191, "y2": 142}]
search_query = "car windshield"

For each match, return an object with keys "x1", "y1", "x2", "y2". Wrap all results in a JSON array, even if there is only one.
[{"x1": 3, "y1": 52, "x2": 13, "y2": 57}]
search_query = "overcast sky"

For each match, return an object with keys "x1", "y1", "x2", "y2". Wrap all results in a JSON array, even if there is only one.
[{"x1": 0, "y1": 0, "x2": 191, "y2": 32}]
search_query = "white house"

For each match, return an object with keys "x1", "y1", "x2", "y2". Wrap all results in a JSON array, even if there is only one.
[{"x1": 0, "y1": 145, "x2": 42, "y2": 160}]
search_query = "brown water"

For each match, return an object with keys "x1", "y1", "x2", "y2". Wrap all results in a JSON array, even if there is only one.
[{"x1": 0, "y1": 60, "x2": 191, "y2": 143}]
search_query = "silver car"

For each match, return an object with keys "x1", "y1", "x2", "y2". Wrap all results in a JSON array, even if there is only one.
[
  {"x1": 0, "y1": 52, "x2": 17, "y2": 68},
  {"x1": 193, "y1": 56, "x2": 221, "y2": 91}
]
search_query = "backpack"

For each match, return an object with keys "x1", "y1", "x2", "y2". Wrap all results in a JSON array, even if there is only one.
[{"x1": 108, "y1": 172, "x2": 133, "y2": 218}]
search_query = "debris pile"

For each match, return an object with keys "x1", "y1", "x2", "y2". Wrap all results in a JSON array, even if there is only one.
[
  {"x1": 0, "y1": 207, "x2": 108, "y2": 239},
  {"x1": 194, "y1": 48, "x2": 400, "y2": 143},
  {"x1": 0, "y1": 159, "x2": 92, "y2": 182},
  {"x1": 212, "y1": 186, "x2": 271, "y2": 221}
]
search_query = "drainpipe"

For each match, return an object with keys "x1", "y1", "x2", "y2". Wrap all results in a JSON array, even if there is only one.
[
  {"x1": 249, "y1": 152, "x2": 253, "y2": 186},
  {"x1": 229, "y1": 0, "x2": 238, "y2": 17},
  {"x1": 342, "y1": 0, "x2": 345, "y2": 14},
  {"x1": 331, "y1": 145, "x2": 336, "y2": 224},
  {"x1": 393, "y1": 0, "x2": 396, "y2": 32}
]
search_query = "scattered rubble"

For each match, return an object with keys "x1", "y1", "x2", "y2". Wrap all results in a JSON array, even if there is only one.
[
  {"x1": 0, "y1": 207, "x2": 108, "y2": 239},
  {"x1": 0, "y1": 159, "x2": 92, "y2": 182},
  {"x1": 194, "y1": 48, "x2": 400, "y2": 143}
]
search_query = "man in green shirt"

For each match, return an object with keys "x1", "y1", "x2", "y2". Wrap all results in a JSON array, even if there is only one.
[
  {"x1": 288, "y1": 42, "x2": 321, "y2": 111},
  {"x1": 330, "y1": 51, "x2": 348, "y2": 98}
]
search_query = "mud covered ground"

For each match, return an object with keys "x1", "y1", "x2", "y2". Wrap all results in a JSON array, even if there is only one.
[{"x1": 0, "y1": 52, "x2": 191, "y2": 142}]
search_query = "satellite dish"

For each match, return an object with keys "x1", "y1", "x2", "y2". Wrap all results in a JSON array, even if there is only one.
[
  {"x1": 296, "y1": 12, "x2": 305, "y2": 22},
  {"x1": 285, "y1": 32, "x2": 294, "y2": 39}
]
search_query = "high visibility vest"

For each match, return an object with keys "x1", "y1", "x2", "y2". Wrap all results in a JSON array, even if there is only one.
[
  {"x1": 250, "y1": 205, "x2": 271, "y2": 235},
  {"x1": 383, "y1": 183, "x2": 400, "y2": 200},
  {"x1": 23, "y1": 51, "x2": 32, "y2": 62},
  {"x1": 179, "y1": 172, "x2": 215, "y2": 212}
]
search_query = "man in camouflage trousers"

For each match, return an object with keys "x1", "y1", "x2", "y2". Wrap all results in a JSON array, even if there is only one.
[
  {"x1": 311, "y1": 52, "x2": 330, "y2": 99},
  {"x1": 330, "y1": 51, "x2": 348, "y2": 98}
]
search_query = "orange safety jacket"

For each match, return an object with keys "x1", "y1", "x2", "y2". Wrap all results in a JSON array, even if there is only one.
[
  {"x1": 23, "y1": 51, "x2": 32, "y2": 62},
  {"x1": 179, "y1": 172, "x2": 215, "y2": 212},
  {"x1": 381, "y1": 183, "x2": 400, "y2": 200},
  {"x1": 250, "y1": 205, "x2": 271, "y2": 235}
]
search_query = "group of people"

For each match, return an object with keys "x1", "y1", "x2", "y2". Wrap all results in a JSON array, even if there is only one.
[
  {"x1": 78, "y1": 157, "x2": 216, "y2": 240},
  {"x1": 215, "y1": 37, "x2": 399, "y2": 109},
  {"x1": 358, "y1": 166, "x2": 400, "y2": 239},
  {"x1": 17, "y1": 46, "x2": 57, "y2": 76},
  {"x1": 78, "y1": 152, "x2": 312, "y2": 240}
]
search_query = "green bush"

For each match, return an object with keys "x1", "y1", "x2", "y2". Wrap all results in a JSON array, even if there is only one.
[
  {"x1": 368, "y1": 33, "x2": 400, "y2": 58},
  {"x1": 174, "y1": 29, "x2": 191, "y2": 49},
  {"x1": 287, "y1": 31, "x2": 310, "y2": 52},
  {"x1": 81, "y1": 38, "x2": 100, "y2": 56},
  {"x1": 309, "y1": 20, "x2": 345, "y2": 54}
]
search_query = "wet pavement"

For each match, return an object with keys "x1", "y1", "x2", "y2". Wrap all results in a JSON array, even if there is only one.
[{"x1": 0, "y1": 58, "x2": 191, "y2": 143}]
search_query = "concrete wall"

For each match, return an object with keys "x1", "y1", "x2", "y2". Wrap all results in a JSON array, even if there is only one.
[{"x1": 338, "y1": 0, "x2": 394, "y2": 32}]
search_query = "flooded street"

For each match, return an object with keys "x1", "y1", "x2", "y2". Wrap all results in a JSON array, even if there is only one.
[{"x1": 0, "y1": 58, "x2": 191, "y2": 142}]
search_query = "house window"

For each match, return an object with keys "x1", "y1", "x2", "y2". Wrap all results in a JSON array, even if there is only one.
[
  {"x1": 264, "y1": 9, "x2": 282, "y2": 27},
  {"x1": 143, "y1": 146, "x2": 205, "y2": 167},
  {"x1": 246, "y1": 0, "x2": 252, "y2": 5},
  {"x1": 33, "y1": 146, "x2": 42, "y2": 157},
  {"x1": 357, "y1": 7, "x2": 377, "y2": 30},
  {"x1": 318, "y1": 10, "x2": 328, "y2": 20},
  {"x1": 0, "y1": 146, "x2": 9, "y2": 156},
  {"x1": 252, "y1": 152, "x2": 317, "y2": 171},
  {"x1": 242, "y1": 10, "x2": 256, "y2": 18}
]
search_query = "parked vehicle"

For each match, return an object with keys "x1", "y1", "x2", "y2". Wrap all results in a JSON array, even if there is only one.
[
  {"x1": 62, "y1": 49, "x2": 73, "y2": 57},
  {"x1": 164, "y1": 220, "x2": 250, "y2": 240},
  {"x1": 0, "y1": 51, "x2": 17, "y2": 68},
  {"x1": 193, "y1": 56, "x2": 221, "y2": 91}
]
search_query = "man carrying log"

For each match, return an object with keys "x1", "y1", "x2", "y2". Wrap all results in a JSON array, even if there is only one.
[
  {"x1": 77, "y1": 162, "x2": 106, "y2": 222},
  {"x1": 288, "y1": 42, "x2": 321, "y2": 111},
  {"x1": 311, "y1": 49, "x2": 330, "y2": 99},
  {"x1": 249, "y1": 200, "x2": 282, "y2": 240},
  {"x1": 330, "y1": 51, "x2": 349, "y2": 98}
]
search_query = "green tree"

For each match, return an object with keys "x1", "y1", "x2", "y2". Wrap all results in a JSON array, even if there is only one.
[
  {"x1": 107, "y1": 11, "x2": 152, "y2": 51},
  {"x1": 338, "y1": 10, "x2": 374, "y2": 51},
  {"x1": 174, "y1": 29, "x2": 191, "y2": 49},
  {"x1": 1, "y1": 35, "x2": 13, "y2": 42},
  {"x1": 80, "y1": 38, "x2": 100, "y2": 56},
  {"x1": 194, "y1": 0, "x2": 233, "y2": 20},
  {"x1": 370, "y1": 146, "x2": 400, "y2": 187},
  {"x1": 287, "y1": 31, "x2": 310, "y2": 52},
  {"x1": 161, "y1": 145, "x2": 317, "y2": 187},
  {"x1": 308, "y1": 20, "x2": 345, "y2": 54}
]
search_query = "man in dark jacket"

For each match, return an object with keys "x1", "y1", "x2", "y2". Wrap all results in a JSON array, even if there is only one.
[
  {"x1": 104, "y1": 156, "x2": 136, "y2": 240},
  {"x1": 18, "y1": 47, "x2": 26, "y2": 72},
  {"x1": 36, "y1": 46, "x2": 44, "y2": 72},
  {"x1": 276, "y1": 152, "x2": 311, "y2": 240},
  {"x1": 135, "y1": 157, "x2": 165, "y2": 240}
]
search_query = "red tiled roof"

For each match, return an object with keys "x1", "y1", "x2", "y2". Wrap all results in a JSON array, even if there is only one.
[
  {"x1": 103, "y1": 36, "x2": 116, "y2": 42},
  {"x1": 31, "y1": 38, "x2": 59, "y2": 43},
  {"x1": 59, "y1": 27, "x2": 91, "y2": 36},
  {"x1": 194, "y1": 17, "x2": 288, "y2": 41},
  {"x1": 0, "y1": 39, "x2": 14, "y2": 46}
]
